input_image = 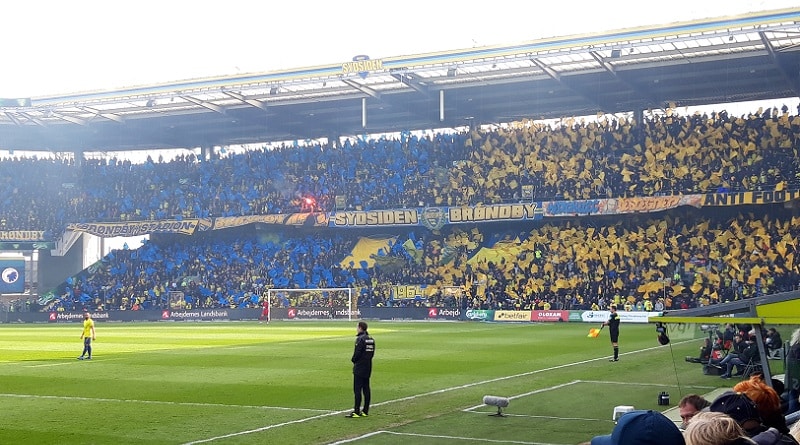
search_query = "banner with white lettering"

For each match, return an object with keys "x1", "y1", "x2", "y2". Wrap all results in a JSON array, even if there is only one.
[
  {"x1": 67, "y1": 220, "x2": 203, "y2": 237},
  {"x1": 530, "y1": 310, "x2": 568, "y2": 322},
  {"x1": 579, "y1": 310, "x2": 662, "y2": 324},
  {"x1": 329, "y1": 204, "x2": 542, "y2": 229}
]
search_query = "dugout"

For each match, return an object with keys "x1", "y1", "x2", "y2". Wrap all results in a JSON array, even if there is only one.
[{"x1": 649, "y1": 290, "x2": 800, "y2": 391}]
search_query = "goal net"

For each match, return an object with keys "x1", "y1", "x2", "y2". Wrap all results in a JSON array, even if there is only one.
[{"x1": 266, "y1": 288, "x2": 356, "y2": 321}]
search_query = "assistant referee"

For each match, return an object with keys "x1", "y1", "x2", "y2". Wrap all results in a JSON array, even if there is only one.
[{"x1": 603, "y1": 305, "x2": 620, "y2": 362}]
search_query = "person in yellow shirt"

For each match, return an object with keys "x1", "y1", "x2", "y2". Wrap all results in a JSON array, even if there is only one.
[{"x1": 77, "y1": 312, "x2": 96, "y2": 360}]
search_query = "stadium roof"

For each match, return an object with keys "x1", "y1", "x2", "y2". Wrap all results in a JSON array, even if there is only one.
[{"x1": 2, "y1": 8, "x2": 800, "y2": 152}]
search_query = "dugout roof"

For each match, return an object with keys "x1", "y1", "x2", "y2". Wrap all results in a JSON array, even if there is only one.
[{"x1": 2, "y1": 8, "x2": 800, "y2": 152}]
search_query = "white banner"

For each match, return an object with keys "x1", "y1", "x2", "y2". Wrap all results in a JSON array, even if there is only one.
[{"x1": 580, "y1": 310, "x2": 662, "y2": 324}]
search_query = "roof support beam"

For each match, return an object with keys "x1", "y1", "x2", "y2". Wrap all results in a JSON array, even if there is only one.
[
  {"x1": 759, "y1": 31, "x2": 800, "y2": 96},
  {"x1": 51, "y1": 112, "x2": 87, "y2": 125},
  {"x1": 342, "y1": 79, "x2": 381, "y2": 99},
  {"x1": 80, "y1": 107, "x2": 125, "y2": 123},
  {"x1": 179, "y1": 95, "x2": 226, "y2": 114},
  {"x1": 391, "y1": 73, "x2": 430, "y2": 97},
  {"x1": 589, "y1": 51, "x2": 660, "y2": 107},
  {"x1": 18, "y1": 112, "x2": 46, "y2": 127},
  {"x1": 3, "y1": 112, "x2": 22, "y2": 126},
  {"x1": 530, "y1": 58, "x2": 610, "y2": 112},
  {"x1": 221, "y1": 90, "x2": 268, "y2": 111}
]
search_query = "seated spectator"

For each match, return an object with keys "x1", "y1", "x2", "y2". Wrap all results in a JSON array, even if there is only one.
[
  {"x1": 687, "y1": 338, "x2": 714, "y2": 364},
  {"x1": 684, "y1": 411, "x2": 757, "y2": 445},
  {"x1": 589, "y1": 409, "x2": 685, "y2": 445},
  {"x1": 712, "y1": 333, "x2": 747, "y2": 373},
  {"x1": 680, "y1": 394, "x2": 713, "y2": 429},
  {"x1": 709, "y1": 391, "x2": 800, "y2": 444},
  {"x1": 720, "y1": 324, "x2": 738, "y2": 349},
  {"x1": 721, "y1": 337, "x2": 760, "y2": 379},
  {"x1": 765, "y1": 328, "x2": 784, "y2": 359},
  {"x1": 734, "y1": 375, "x2": 791, "y2": 434}
]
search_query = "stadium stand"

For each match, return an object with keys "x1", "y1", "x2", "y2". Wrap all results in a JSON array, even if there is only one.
[
  {"x1": 1, "y1": 107, "x2": 800, "y2": 238},
  {"x1": 0, "y1": 106, "x2": 796, "y2": 312},
  {"x1": 41, "y1": 203, "x2": 800, "y2": 313}
]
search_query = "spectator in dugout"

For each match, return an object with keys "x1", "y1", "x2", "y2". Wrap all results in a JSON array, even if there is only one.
[
  {"x1": 765, "y1": 328, "x2": 784, "y2": 359},
  {"x1": 685, "y1": 337, "x2": 714, "y2": 364},
  {"x1": 719, "y1": 335, "x2": 761, "y2": 379}
]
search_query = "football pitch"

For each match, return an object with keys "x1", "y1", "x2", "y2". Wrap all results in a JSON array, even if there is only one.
[{"x1": 0, "y1": 320, "x2": 735, "y2": 444}]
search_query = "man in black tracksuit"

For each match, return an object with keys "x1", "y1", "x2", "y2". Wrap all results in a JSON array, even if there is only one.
[{"x1": 347, "y1": 321, "x2": 375, "y2": 418}]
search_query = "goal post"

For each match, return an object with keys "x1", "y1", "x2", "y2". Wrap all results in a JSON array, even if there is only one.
[{"x1": 267, "y1": 288, "x2": 356, "y2": 321}]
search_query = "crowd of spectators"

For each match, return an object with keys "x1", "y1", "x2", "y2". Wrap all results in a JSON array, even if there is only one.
[
  {"x1": 43, "y1": 204, "x2": 800, "y2": 313},
  {"x1": 2, "y1": 106, "x2": 800, "y2": 239},
  {"x1": 1, "y1": 104, "x2": 795, "y2": 312},
  {"x1": 46, "y1": 233, "x2": 357, "y2": 312},
  {"x1": 587, "y1": 367, "x2": 800, "y2": 445}
]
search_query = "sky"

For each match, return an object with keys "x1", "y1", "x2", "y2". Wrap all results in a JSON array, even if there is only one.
[{"x1": 2, "y1": 0, "x2": 799, "y2": 98}]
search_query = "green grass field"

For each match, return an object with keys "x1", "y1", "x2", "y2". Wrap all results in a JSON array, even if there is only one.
[{"x1": 0, "y1": 320, "x2": 767, "y2": 444}]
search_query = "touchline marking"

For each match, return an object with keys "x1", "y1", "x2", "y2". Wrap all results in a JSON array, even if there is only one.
[
  {"x1": 0, "y1": 393, "x2": 333, "y2": 413},
  {"x1": 326, "y1": 431, "x2": 385, "y2": 444},
  {"x1": 184, "y1": 339, "x2": 694, "y2": 444},
  {"x1": 184, "y1": 409, "x2": 353, "y2": 444},
  {"x1": 464, "y1": 378, "x2": 716, "y2": 413},
  {"x1": 25, "y1": 358, "x2": 123, "y2": 368},
  {"x1": 464, "y1": 411, "x2": 608, "y2": 422},
  {"x1": 463, "y1": 381, "x2": 581, "y2": 412},
  {"x1": 579, "y1": 379, "x2": 716, "y2": 390},
  {"x1": 329, "y1": 431, "x2": 568, "y2": 445}
]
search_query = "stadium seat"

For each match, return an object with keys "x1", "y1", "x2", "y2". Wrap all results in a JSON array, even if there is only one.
[{"x1": 741, "y1": 358, "x2": 763, "y2": 379}]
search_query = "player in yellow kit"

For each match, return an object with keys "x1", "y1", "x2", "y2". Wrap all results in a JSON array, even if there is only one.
[{"x1": 77, "y1": 312, "x2": 96, "y2": 360}]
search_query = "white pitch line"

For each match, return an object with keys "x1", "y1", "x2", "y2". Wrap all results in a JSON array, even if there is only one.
[
  {"x1": 464, "y1": 378, "x2": 717, "y2": 415},
  {"x1": 184, "y1": 339, "x2": 697, "y2": 444},
  {"x1": 184, "y1": 409, "x2": 354, "y2": 444},
  {"x1": 579, "y1": 379, "x2": 716, "y2": 390},
  {"x1": 25, "y1": 357, "x2": 123, "y2": 368},
  {"x1": 463, "y1": 381, "x2": 581, "y2": 411},
  {"x1": 326, "y1": 431, "x2": 386, "y2": 445},
  {"x1": 464, "y1": 411, "x2": 608, "y2": 422},
  {"x1": 330, "y1": 431, "x2": 569, "y2": 445},
  {"x1": 0, "y1": 393, "x2": 334, "y2": 413}
]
